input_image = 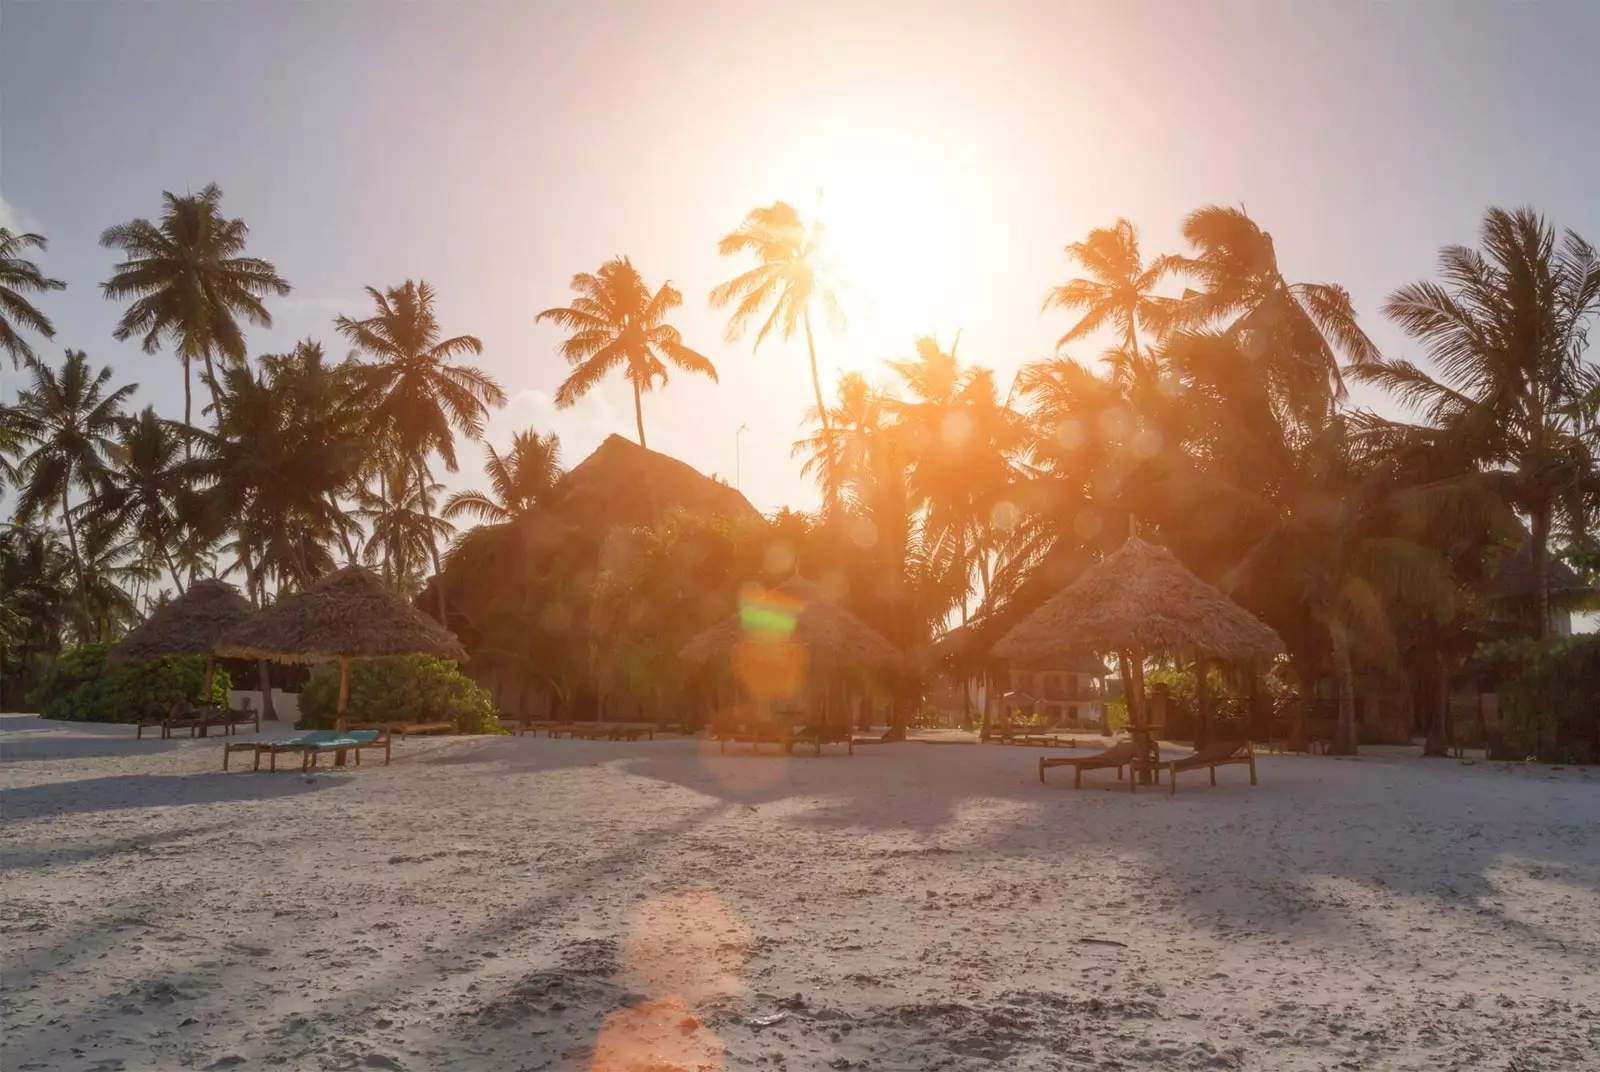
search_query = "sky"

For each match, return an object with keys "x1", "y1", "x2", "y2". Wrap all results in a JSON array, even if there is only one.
[{"x1": 3, "y1": 0, "x2": 1599, "y2": 521}]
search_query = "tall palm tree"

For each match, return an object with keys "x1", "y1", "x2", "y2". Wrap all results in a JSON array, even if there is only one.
[
  {"x1": 358, "y1": 462, "x2": 454, "y2": 593},
  {"x1": 8, "y1": 350, "x2": 138, "y2": 637},
  {"x1": 338, "y1": 280, "x2": 505, "y2": 617},
  {"x1": 442, "y1": 428, "x2": 564, "y2": 525},
  {"x1": 88, "y1": 407, "x2": 204, "y2": 594},
  {"x1": 711, "y1": 201, "x2": 847, "y2": 433},
  {"x1": 0, "y1": 228, "x2": 67, "y2": 368},
  {"x1": 537, "y1": 257, "x2": 715, "y2": 448},
  {"x1": 1044, "y1": 219, "x2": 1178, "y2": 362},
  {"x1": 99, "y1": 184, "x2": 291, "y2": 435},
  {"x1": 792, "y1": 372, "x2": 891, "y2": 506},
  {"x1": 1351, "y1": 207, "x2": 1600, "y2": 637},
  {"x1": 1173, "y1": 205, "x2": 1378, "y2": 418}
]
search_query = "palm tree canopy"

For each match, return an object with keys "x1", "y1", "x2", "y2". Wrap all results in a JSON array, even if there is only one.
[
  {"x1": 337, "y1": 279, "x2": 506, "y2": 472},
  {"x1": 8, "y1": 351, "x2": 138, "y2": 523},
  {"x1": 537, "y1": 257, "x2": 716, "y2": 445},
  {"x1": 710, "y1": 200, "x2": 847, "y2": 349},
  {"x1": 99, "y1": 184, "x2": 290, "y2": 364},
  {"x1": 1043, "y1": 218, "x2": 1179, "y2": 352},
  {"x1": 443, "y1": 429, "x2": 564, "y2": 524},
  {"x1": 0, "y1": 227, "x2": 67, "y2": 368}
]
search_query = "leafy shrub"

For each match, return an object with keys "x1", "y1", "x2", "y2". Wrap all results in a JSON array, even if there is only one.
[
  {"x1": 298, "y1": 655, "x2": 501, "y2": 733},
  {"x1": 27, "y1": 642, "x2": 231, "y2": 724},
  {"x1": 1477, "y1": 636, "x2": 1600, "y2": 764}
]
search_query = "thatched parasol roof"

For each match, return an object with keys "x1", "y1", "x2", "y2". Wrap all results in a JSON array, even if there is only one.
[
  {"x1": 680, "y1": 577, "x2": 901, "y2": 672},
  {"x1": 993, "y1": 536, "x2": 1283, "y2": 662},
  {"x1": 553, "y1": 434, "x2": 760, "y2": 530},
  {"x1": 111, "y1": 579, "x2": 255, "y2": 662},
  {"x1": 218, "y1": 565, "x2": 467, "y2": 664}
]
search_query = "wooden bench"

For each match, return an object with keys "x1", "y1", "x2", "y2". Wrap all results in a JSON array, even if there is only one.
[
  {"x1": 1167, "y1": 741, "x2": 1257, "y2": 794},
  {"x1": 785, "y1": 724, "x2": 854, "y2": 756}
]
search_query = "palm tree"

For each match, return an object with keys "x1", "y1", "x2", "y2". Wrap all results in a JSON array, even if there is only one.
[
  {"x1": 792, "y1": 372, "x2": 891, "y2": 506},
  {"x1": 1352, "y1": 207, "x2": 1600, "y2": 637},
  {"x1": 0, "y1": 228, "x2": 67, "y2": 368},
  {"x1": 711, "y1": 201, "x2": 847, "y2": 433},
  {"x1": 537, "y1": 257, "x2": 716, "y2": 448},
  {"x1": 7, "y1": 351, "x2": 138, "y2": 637},
  {"x1": 1044, "y1": 219, "x2": 1178, "y2": 364},
  {"x1": 358, "y1": 462, "x2": 454, "y2": 593},
  {"x1": 1173, "y1": 205, "x2": 1378, "y2": 417},
  {"x1": 442, "y1": 429, "x2": 563, "y2": 525},
  {"x1": 88, "y1": 407, "x2": 203, "y2": 594},
  {"x1": 338, "y1": 280, "x2": 505, "y2": 618},
  {"x1": 99, "y1": 184, "x2": 291, "y2": 435}
]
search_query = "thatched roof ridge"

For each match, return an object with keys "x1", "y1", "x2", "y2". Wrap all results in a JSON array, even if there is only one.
[
  {"x1": 552, "y1": 434, "x2": 760, "y2": 531},
  {"x1": 993, "y1": 536, "x2": 1283, "y2": 662},
  {"x1": 111, "y1": 579, "x2": 255, "y2": 662},
  {"x1": 1485, "y1": 535, "x2": 1593, "y2": 603},
  {"x1": 219, "y1": 565, "x2": 466, "y2": 664},
  {"x1": 934, "y1": 622, "x2": 1107, "y2": 676},
  {"x1": 680, "y1": 577, "x2": 901, "y2": 671}
]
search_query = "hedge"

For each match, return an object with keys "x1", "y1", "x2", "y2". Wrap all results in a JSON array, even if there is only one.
[
  {"x1": 1477, "y1": 635, "x2": 1600, "y2": 764},
  {"x1": 28, "y1": 643, "x2": 231, "y2": 724},
  {"x1": 298, "y1": 655, "x2": 500, "y2": 733}
]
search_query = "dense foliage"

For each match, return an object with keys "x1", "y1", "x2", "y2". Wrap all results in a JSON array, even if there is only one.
[
  {"x1": 1477, "y1": 636, "x2": 1600, "y2": 764},
  {"x1": 27, "y1": 642, "x2": 230, "y2": 723},
  {"x1": 1, "y1": 186, "x2": 1596, "y2": 758},
  {"x1": 298, "y1": 655, "x2": 500, "y2": 733}
]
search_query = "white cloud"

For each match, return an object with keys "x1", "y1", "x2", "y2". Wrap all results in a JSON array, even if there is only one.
[{"x1": 0, "y1": 194, "x2": 21, "y2": 231}]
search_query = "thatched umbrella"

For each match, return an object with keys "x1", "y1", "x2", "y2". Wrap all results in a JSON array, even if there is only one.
[
  {"x1": 218, "y1": 565, "x2": 466, "y2": 725},
  {"x1": 681, "y1": 578, "x2": 900, "y2": 725},
  {"x1": 994, "y1": 536, "x2": 1282, "y2": 776},
  {"x1": 111, "y1": 579, "x2": 255, "y2": 702},
  {"x1": 681, "y1": 577, "x2": 900, "y2": 671}
]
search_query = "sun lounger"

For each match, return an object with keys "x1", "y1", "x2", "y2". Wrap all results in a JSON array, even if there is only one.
[
  {"x1": 713, "y1": 721, "x2": 792, "y2": 754},
  {"x1": 302, "y1": 729, "x2": 391, "y2": 771},
  {"x1": 1166, "y1": 740, "x2": 1256, "y2": 794},
  {"x1": 786, "y1": 724, "x2": 855, "y2": 756},
  {"x1": 343, "y1": 719, "x2": 454, "y2": 737},
  {"x1": 1039, "y1": 741, "x2": 1143, "y2": 788},
  {"x1": 226, "y1": 730, "x2": 343, "y2": 772}
]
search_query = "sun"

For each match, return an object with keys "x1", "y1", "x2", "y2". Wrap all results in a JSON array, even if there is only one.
[{"x1": 808, "y1": 137, "x2": 990, "y2": 366}]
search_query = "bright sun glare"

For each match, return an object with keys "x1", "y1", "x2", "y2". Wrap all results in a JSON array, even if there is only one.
[{"x1": 810, "y1": 138, "x2": 988, "y2": 365}]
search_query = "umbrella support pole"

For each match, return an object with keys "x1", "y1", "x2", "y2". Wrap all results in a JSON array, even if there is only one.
[{"x1": 334, "y1": 657, "x2": 352, "y2": 765}]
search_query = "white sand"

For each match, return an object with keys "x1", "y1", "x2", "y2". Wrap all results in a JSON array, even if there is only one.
[{"x1": 2, "y1": 713, "x2": 1598, "y2": 1071}]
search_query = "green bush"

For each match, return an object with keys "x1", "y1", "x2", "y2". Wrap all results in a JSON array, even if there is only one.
[
  {"x1": 27, "y1": 643, "x2": 231, "y2": 724},
  {"x1": 1477, "y1": 636, "x2": 1600, "y2": 764},
  {"x1": 298, "y1": 655, "x2": 501, "y2": 733}
]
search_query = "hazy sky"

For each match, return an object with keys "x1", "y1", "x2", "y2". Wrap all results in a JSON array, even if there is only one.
[{"x1": 3, "y1": 1, "x2": 1597, "y2": 515}]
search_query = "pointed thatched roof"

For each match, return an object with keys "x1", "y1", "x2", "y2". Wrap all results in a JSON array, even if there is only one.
[
  {"x1": 218, "y1": 565, "x2": 466, "y2": 664},
  {"x1": 680, "y1": 577, "x2": 902, "y2": 672},
  {"x1": 993, "y1": 536, "x2": 1283, "y2": 662},
  {"x1": 111, "y1": 579, "x2": 255, "y2": 662},
  {"x1": 553, "y1": 434, "x2": 760, "y2": 530}
]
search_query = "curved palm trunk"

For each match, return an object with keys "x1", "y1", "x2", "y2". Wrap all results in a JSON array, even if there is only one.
[
  {"x1": 181, "y1": 353, "x2": 193, "y2": 454},
  {"x1": 200, "y1": 346, "x2": 225, "y2": 427},
  {"x1": 161, "y1": 548, "x2": 186, "y2": 595},
  {"x1": 238, "y1": 543, "x2": 277, "y2": 721},
  {"x1": 59, "y1": 487, "x2": 94, "y2": 641},
  {"x1": 1328, "y1": 617, "x2": 1359, "y2": 755},
  {"x1": 414, "y1": 455, "x2": 450, "y2": 626},
  {"x1": 802, "y1": 306, "x2": 830, "y2": 434},
  {"x1": 632, "y1": 382, "x2": 647, "y2": 448}
]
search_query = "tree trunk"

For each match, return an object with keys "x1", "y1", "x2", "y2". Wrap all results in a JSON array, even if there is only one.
[
  {"x1": 200, "y1": 346, "x2": 225, "y2": 426},
  {"x1": 632, "y1": 382, "x2": 647, "y2": 448},
  {"x1": 1531, "y1": 503, "x2": 1551, "y2": 639},
  {"x1": 59, "y1": 487, "x2": 94, "y2": 641},
  {"x1": 1194, "y1": 656, "x2": 1212, "y2": 748},
  {"x1": 1421, "y1": 648, "x2": 1450, "y2": 756},
  {"x1": 1291, "y1": 674, "x2": 1311, "y2": 753},
  {"x1": 182, "y1": 353, "x2": 193, "y2": 454},
  {"x1": 1328, "y1": 618, "x2": 1358, "y2": 755},
  {"x1": 414, "y1": 455, "x2": 449, "y2": 627},
  {"x1": 162, "y1": 548, "x2": 187, "y2": 595}
]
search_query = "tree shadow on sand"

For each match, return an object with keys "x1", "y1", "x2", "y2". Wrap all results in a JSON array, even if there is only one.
[{"x1": 0, "y1": 770, "x2": 341, "y2": 821}]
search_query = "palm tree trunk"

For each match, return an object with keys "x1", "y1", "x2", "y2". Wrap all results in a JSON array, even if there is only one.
[
  {"x1": 1421, "y1": 649, "x2": 1450, "y2": 756},
  {"x1": 181, "y1": 353, "x2": 193, "y2": 453},
  {"x1": 237, "y1": 541, "x2": 278, "y2": 721},
  {"x1": 58, "y1": 487, "x2": 94, "y2": 641},
  {"x1": 1531, "y1": 503, "x2": 1551, "y2": 639},
  {"x1": 200, "y1": 346, "x2": 225, "y2": 426},
  {"x1": 632, "y1": 382, "x2": 647, "y2": 448},
  {"x1": 1194, "y1": 656, "x2": 1212, "y2": 748},
  {"x1": 414, "y1": 454, "x2": 449, "y2": 626},
  {"x1": 1328, "y1": 618, "x2": 1358, "y2": 755},
  {"x1": 802, "y1": 306, "x2": 830, "y2": 434},
  {"x1": 161, "y1": 549, "x2": 186, "y2": 595}
]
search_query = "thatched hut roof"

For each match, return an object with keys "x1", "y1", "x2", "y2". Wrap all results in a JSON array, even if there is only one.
[
  {"x1": 111, "y1": 579, "x2": 255, "y2": 662},
  {"x1": 680, "y1": 577, "x2": 901, "y2": 672},
  {"x1": 934, "y1": 622, "x2": 1107, "y2": 676},
  {"x1": 993, "y1": 536, "x2": 1283, "y2": 662},
  {"x1": 219, "y1": 565, "x2": 466, "y2": 664},
  {"x1": 552, "y1": 434, "x2": 760, "y2": 530}
]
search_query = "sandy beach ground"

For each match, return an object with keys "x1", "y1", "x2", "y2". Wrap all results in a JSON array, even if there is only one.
[{"x1": 2, "y1": 713, "x2": 1597, "y2": 1071}]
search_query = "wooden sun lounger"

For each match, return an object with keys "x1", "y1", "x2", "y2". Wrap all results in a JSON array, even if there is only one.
[
  {"x1": 1167, "y1": 740, "x2": 1256, "y2": 794},
  {"x1": 303, "y1": 729, "x2": 392, "y2": 771},
  {"x1": 785, "y1": 724, "x2": 855, "y2": 756},
  {"x1": 713, "y1": 722, "x2": 792, "y2": 754},
  {"x1": 1039, "y1": 741, "x2": 1144, "y2": 788},
  {"x1": 139, "y1": 703, "x2": 257, "y2": 739}
]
